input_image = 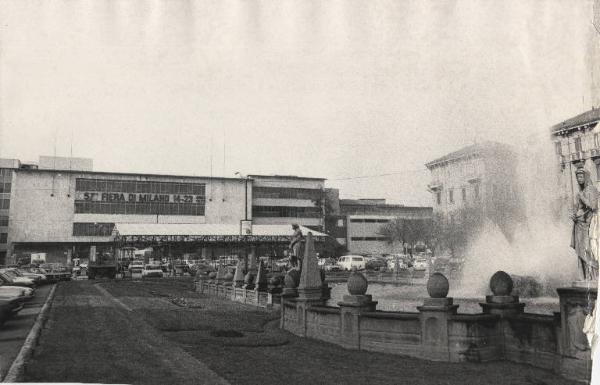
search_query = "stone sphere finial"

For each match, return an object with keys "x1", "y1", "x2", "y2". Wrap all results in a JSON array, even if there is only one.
[
  {"x1": 490, "y1": 271, "x2": 513, "y2": 296},
  {"x1": 347, "y1": 270, "x2": 368, "y2": 295},
  {"x1": 427, "y1": 273, "x2": 449, "y2": 298},
  {"x1": 224, "y1": 271, "x2": 234, "y2": 281},
  {"x1": 284, "y1": 269, "x2": 301, "y2": 288},
  {"x1": 208, "y1": 271, "x2": 217, "y2": 280}
]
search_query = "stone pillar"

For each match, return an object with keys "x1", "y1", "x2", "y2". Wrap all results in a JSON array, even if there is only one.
[
  {"x1": 248, "y1": 245, "x2": 257, "y2": 273},
  {"x1": 243, "y1": 271, "x2": 255, "y2": 290},
  {"x1": 233, "y1": 259, "x2": 245, "y2": 288},
  {"x1": 480, "y1": 271, "x2": 525, "y2": 317},
  {"x1": 297, "y1": 233, "x2": 324, "y2": 301},
  {"x1": 215, "y1": 265, "x2": 226, "y2": 285},
  {"x1": 338, "y1": 270, "x2": 377, "y2": 349},
  {"x1": 557, "y1": 285, "x2": 596, "y2": 383},
  {"x1": 255, "y1": 260, "x2": 268, "y2": 292},
  {"x1": 418, "y1": 273, "x2": 458, "y2": 361}
]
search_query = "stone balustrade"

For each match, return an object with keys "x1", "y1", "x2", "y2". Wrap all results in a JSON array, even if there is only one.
[{"x1": 280, "y1": 269, "x2": 595, "y2": 384}]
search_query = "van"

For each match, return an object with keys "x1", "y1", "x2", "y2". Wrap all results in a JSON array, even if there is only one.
[{"x1": 337, "y1": 255, "x2": 366, "y2": 271}]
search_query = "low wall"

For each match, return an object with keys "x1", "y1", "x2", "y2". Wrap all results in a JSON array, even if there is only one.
[
  {"x1": 281, "y1": 293, "x2": 592, "y2": 384},
  {"x1": 196, "y1": 280, "x2": 277, "y2": 308}
]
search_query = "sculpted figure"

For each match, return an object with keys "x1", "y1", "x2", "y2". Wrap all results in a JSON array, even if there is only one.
[
  {"x1": 571, "y1": 165, "x2": 599, "y2": 281},
  {"x1": 289, "y1": 223, "x2": 305, "y2": 270}
]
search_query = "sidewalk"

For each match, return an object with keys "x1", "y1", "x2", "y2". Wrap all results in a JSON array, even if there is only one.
[{"x1": 0, "y1": 283, "x2": 53, "y2": 380}]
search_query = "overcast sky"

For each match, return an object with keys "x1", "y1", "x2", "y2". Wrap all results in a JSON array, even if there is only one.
[{"x1": 0, "y1": 0, "x2": 595, "y2": 206}]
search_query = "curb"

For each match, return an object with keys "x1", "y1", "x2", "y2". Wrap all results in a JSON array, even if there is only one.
[{"x1": 2, "y1": 284, "x2": 57, "y2": 383}]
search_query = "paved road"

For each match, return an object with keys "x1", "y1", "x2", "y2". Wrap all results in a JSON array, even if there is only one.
[
  {"x1": 22, "y1": 280, "x2": 228, "y2": 384},
  {"x1": 0, "y1": 283, "x2": 53, "y2": 380}
]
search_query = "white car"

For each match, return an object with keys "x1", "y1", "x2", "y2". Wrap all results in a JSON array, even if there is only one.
[
  {"x1": 142, "y1": 264, "x2": 163, "y2": 278},
  {"x1": 337, "y1": 255, "x2": 367, "y2": 271},
  {"x1": 413, "y1": 258, "x2": 428, "y2": 271}
]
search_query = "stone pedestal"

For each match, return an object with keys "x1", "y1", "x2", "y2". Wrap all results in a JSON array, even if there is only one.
[
  {"x1": 418, "y1": 297, "x2": 458, "y2": 361},
  {"x1": 281, "y1": 287, "x2": 298, "y2": 297},
  {"x1": 338, "y1": 295, "x2": 378, "y2": 349},
  {"x1": 297, "y1": 233, "x2": 325, "y2": 302},
  {"x1": 480, "y1": 295, "x2": 525, "y2": 317},
  {"x1": 556, "y1": 285, "x2": 596, "y2": 384}
]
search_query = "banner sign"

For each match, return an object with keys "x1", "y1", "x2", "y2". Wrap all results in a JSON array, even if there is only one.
[{"x1": 75, "y1": 191, "x2": 205, "y2": 204}]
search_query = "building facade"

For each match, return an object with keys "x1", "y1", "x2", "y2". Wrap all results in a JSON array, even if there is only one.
[
  {"x1": 425, "y1": 142, "x2": 520, "y2": 223},
  {"x1": 248, "y1": 175, "x2": 325, "y2": 231},
  {"x1": 0, "y1": 157, "x2": 336, "y2": 264},
  {"x1": 325, "y1": 195, "x2": 432, "y2": 257},
  {"x1": 551, "y1": 108, "x2": 600, "y2": 208}
]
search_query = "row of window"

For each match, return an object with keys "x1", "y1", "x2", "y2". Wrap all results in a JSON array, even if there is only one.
[
  {"x1": 555, "y1": 134, "x2": 600, "y2": 156},
  {"x1": 252, "y1": 205, "x2": 322, "y2": 218},
  {"x1": 0, "y1": 199, "x2": 9, "y2": 210},
  {"x1": 0, "y1": 216, "x2": 7, "y2": 227},
  {"x1": 350, "y1": 236, "x2": 388, "y2": 241},
  {"x1": 74, "y1": 201, "x2": 205, "y2": 216},
  {"x1": 436, "y1": 184, "x2": 480, "y2": 205},
  {"x1": 73, "y1": 222, "x2": 115, "y2": 237},
  {"x1": 253, "y1": 187, "x2": 322, "y2": 200},
  {"x1": 0, "y1": 182, "x2": 11, "y2": 194},
  {"x1": 0, "y1": 169, "x2": 12, "y2": 177},
  {"x1": 0, "y1": 233, "x2": 6, "y2": 244},
  {"x1": 349, "y1": 218, "x2": 390, "y2": 223},
  {"x1": 76, "y1": 178, "x2": 206, "y2": 195}
]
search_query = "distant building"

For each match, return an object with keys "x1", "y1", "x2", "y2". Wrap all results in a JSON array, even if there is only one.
[
  {"x1": 248, "y1": 174, "x2": 325, "y2": 231},
  {"x1": 324, "y1": 191, "x2": 432, "y2": 257},
  {"x1": 0, "y1": 156, "x2": 329, "y2": 265},
  {"x1": 425, "y1": 142, "x2": 522, "y2": 232}
]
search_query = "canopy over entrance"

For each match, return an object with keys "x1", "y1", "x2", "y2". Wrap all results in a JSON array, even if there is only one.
[{"x1": 112, "y1": 223, "x2": 328, "y2": 245}]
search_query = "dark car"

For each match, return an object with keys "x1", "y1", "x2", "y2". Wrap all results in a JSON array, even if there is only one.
[{"x1": 366, "y1": 258, "x2": 388, "y2": 271}]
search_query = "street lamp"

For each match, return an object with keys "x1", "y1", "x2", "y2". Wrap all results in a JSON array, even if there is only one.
[{"x1": 234, "y1": 172, "x2": 249, "y2": 221}]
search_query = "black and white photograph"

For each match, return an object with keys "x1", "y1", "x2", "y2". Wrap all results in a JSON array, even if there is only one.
[{"x1": 0, "y1": 0, "x2": 599, "y2": 384}]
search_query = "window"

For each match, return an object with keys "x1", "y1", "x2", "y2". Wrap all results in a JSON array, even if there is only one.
[
  {"x1": 449, "y1": 189, "x2": 454, "y2": 204},
  {"x1": 436, "y1": 191, "x2": 441, "y2": 205},
  {"x1": 474, "y1": 184, "x2": 480, "y2": 199},
  {"x1": 1, "y1": 199, "x2": 9, "y2": 210},
  {"x1": 252, "y1": 206, "x2": 322, "y2": 218},
  {"x1": 253, "y1": 187, "x2": 322, "y2": 200},
  {"x1": 352, "y1": 257, "x2": 363, "y2": 262},
  {"x1": 555, "y1": 141, "x2": 563, "y2": 155},
  {"x1": 0, "y1": 233, "x2": 7, "y2": 243},
  {"x1": 73, "y1": 223, "x2": 115, "y2": 237},
  {"x1": 575, "y1": 137, "x2": 582, "y2": 153},
  {"x1": 0, "y1": 216, "x2": 7, "y2": 226},
  {"x1": 462, "y1": 188, "x2": 467, "y2": 202},
  {"x1": 337, "y1": 219, "x2": 344, "y2": 227}
]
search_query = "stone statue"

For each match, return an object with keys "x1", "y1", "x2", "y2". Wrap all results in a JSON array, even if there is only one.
[
  {"x1": 570, "y1": 165, "x2": 599, "y2": 281},
  {"x1": 289, "y1": 223, "x2": 305, "y2": 270}
]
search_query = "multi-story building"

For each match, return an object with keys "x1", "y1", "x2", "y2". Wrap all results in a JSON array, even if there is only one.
[
  {"x1": 425, "y1": 141, "x2": 521, "y2": 224},
  {"x1": 0, "y1": 156, "x2": 330, "y2": 265},
  {"x1": 551, "y1": 108, "x2": 600, "y2": 205},
  {"x1": 324, "y1": 193, "x2": 432, "y2": 257},
  {"x1": 249, "y1": 174, "x2": 325, "y2": 231}
]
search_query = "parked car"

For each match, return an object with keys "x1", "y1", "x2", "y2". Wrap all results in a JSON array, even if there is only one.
[
  {"x1": 142, "y1": 264, "x2": 164, "y2": 278},
  {"x1": 413, "y1": 258, "x2": 428, "y2": 271},
  {"x1": 128, "y1": 260, "x2": 144, "y2": 275},
  {"x1": 10, "y1": 268, "x2": 47, "y2": 284},
  {"x1": 0, "y1": 270, "x2": 36, "y2": 288},
  {"x1": 189, "y1": 262, "x2": 216, "y2": 277},
  {"x1": 337, "y1": 255, "x2": 367, "y2": 271},
  {"x1": 366, "y1": 257, "x2": 388, "y2": 271},
  {"x1": 39, "y1": 264, "x2": 72, "y2": 281}
]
